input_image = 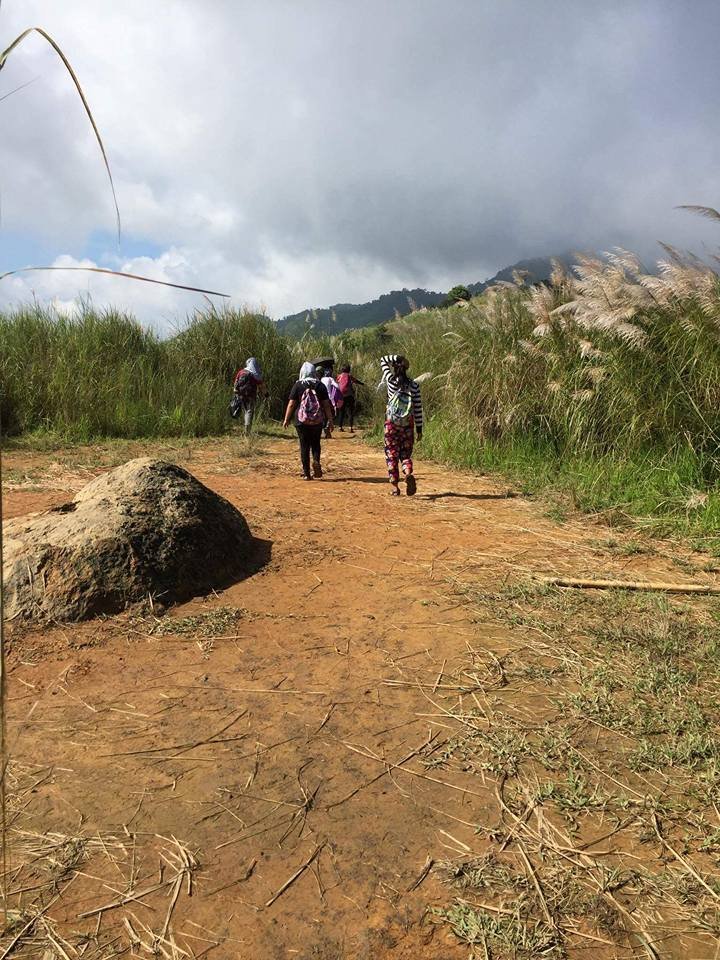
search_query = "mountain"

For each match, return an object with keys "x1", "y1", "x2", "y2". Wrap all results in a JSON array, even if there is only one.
[
  {"x1": 277, "y1": 256, "x2": 564, "y2": 337},
  {"x1": 467, "y1": 256, "x2": 561, "y2": 294},
  {"x1": 277, "y1": 287, "x2": 446, "y2": 338}
]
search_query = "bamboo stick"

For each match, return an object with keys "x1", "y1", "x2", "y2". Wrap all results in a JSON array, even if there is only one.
[{"x1": 542, "y1": 576, "x2": 720, "y2": 594}]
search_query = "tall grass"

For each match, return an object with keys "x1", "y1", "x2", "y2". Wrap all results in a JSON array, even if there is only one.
[
  {"x1": 2, "y1": 248, "x2": 720, "y2": 535},
  {"x1": 339, "y1": 252, "x2": 720, "y2": 458},
  {"x1": 0, "y1": 303, "x2": 296, "y2": 440},
  {"x1": 302, "y1": 249, "x2": 720, "y2": 536}
]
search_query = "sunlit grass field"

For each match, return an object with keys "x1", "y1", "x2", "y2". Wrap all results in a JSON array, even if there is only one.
[{"x1": 2, "y1": 245, "x2": 719, "y2": 540}]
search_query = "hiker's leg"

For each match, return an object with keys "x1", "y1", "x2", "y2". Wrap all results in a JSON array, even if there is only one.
[
  {"x1": 347, "y1": 396, "x2": 356, "y2": 429},
  {"x1": 310, "y1": 426, "x2": 323, "y2": 477},
  {"x1": 295, "y1": 425, "x2": 311, "y2": 477},
  {"x1": 310, "y1": 426, "x2": 322, "y2": 463},
  {"x1": 400, "y1": 425, "x2": 415, "y2": 476},
  {"x1": 399, "y1": 424, "x2": 417, "y2": 494},
  {"x1": 338, "y1": 403, "x2": 346, "y2": 429},
  {"x1": 243, "y1": 401, "x2": 254, "y2": 435},
  {"x1": 384, "y1": 422, "x2": 400, "y2": 485}
]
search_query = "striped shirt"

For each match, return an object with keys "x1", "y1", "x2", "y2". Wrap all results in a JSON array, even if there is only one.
[{"x1": 380, "y1": 355, "x2": 424, "y2": 430}]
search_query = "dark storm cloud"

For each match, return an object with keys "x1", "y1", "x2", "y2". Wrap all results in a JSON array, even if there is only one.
[{"x1": 2, "y1": 0, "x2": 720, "y2": 319}]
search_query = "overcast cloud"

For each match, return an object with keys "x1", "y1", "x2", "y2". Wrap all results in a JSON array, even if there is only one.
[{"x1": 1, "y1": 0, "x2": 719, "y2": 328}]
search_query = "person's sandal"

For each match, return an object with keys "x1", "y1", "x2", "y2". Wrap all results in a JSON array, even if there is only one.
[
  {"x1": 405, "y1": 474, "x2": 417, "y2": 496},
  {"x1": 303, "y1": 474, "x2": 313, "y2": 481},
  {"x1": 312, "y1": 460, "x2": 323, "y2": 478},
  {"x1": 390, "y1": 486, "x2": 400, "y2": 497}
]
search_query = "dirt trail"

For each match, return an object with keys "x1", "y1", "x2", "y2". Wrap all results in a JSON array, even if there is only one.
[{"x1": 3, "y1": 434, "x2": 717, "y2": 958}]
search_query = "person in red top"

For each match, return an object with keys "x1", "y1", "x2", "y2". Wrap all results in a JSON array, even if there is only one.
[
  {"x1": 233, "y1": 357, "x2": 265, "y2": 435},
  {"x1": 336, "y1": 364, "x2": 365, "y2": 433}
]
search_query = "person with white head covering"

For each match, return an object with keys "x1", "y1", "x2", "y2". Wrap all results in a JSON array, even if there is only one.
[
  {"x1": 232, "y1": 357, "x2": 265, "y2": 435},
  {"x1": 319, "y1": 366, "x2": 344, "y2": 439},
  {"x1": 283, "y1": 362, "x2": 335, "y2": 480}
]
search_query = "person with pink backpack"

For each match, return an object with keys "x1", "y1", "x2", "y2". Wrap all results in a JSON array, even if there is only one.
[
  {"x1": 320, "y1": 368, "x2": 344, "y2": 439},
  {"x1": 336, "y1": 364, "x2": 365, "y2": 433},
  {"x1": 283, "y1": 362, "x2": 335, "y2": 480}
]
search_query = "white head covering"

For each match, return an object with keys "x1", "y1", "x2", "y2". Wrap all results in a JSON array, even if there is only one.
[
  {"x1": 299, "y1": 361, "x2": 317, "y2": 381},
  {"x1": 245, "y1": 357, "x2": 262, "y2": 378}
]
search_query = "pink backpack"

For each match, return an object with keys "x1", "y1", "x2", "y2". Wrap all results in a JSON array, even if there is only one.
[
  {"x1": 337, "y1": 372, "x2": 352, "y2": 395},
  {"x1": 328, "y1": 382, "x2": 344, "y2": 410},
  {"x1": 297, "y1": 386, "x2": 323, "y2": 425}
]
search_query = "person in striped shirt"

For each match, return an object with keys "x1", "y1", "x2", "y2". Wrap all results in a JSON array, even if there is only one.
[{"x1": 380, "y1": 354, "x2": 423, "y2": 496}]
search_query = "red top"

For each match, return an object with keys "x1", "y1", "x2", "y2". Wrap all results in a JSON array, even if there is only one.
[
  {"x1": 234, "y1": 369, "x2": 263, "y2": 397},
  {"x1": 337, "y1": 372, "x2": 361, "y2": 396}
]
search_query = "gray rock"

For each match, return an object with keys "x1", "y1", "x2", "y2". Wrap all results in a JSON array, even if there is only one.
[{"x1": 3, "y1": 457, "x2": 254, "y2": 622}]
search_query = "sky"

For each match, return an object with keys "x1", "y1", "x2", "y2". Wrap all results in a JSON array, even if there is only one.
[{"x1": 1, "y1": 0, "x2": 719, "y2": 330}]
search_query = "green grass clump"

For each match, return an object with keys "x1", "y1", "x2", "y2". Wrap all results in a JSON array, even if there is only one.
[
  {"x1": 0, "y1": 303, "x2": 297, "y2": 439},
  {"x1": 295, "y1": 249, "x2": 720, "y2": 537}
]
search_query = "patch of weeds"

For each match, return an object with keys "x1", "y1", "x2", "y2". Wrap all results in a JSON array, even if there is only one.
[
  {"x1": 535, "y1": 724, "x2": 574, "y2": 771},
  {"x1": 558, "y1": 667, "x2": 633, "y2": 732},
  {"x1": 445, "y1": 854, "x2": 530, "y2": 895},
  {"x1": 534, "y1": 769, "x2": 609, "y2": 819},
  {"x1": 143, "y1": 606, "x2": 247, "y2": 637},
  {"x1": 493, "y1": 578, "x2": 560, "y2": 604},
  {"x1": 514, "y1": 662, "x2": 568, "y2": 683},
  {"x1": 670, "y1": 554, "x2": 699, "y2": 574},
  {"x1": 544, "y1": 503, "x2": 569, "y2": 524},
  {"x1": 437, "y1": 852, "x2": 614, "y2": 954},
  {"x1": 631, "y1": 731, "x2": 720, "y2": 773},
  {"x1": 699, "y1": 827, "x2": 720, "y2": 854},
  {"x1": 219, "y1": 435, "x2": 268, "y2": 465},
  {"x1": 434, "y1": 901, "x2": 563, "y2": 959},
  {"x1": 604, "y1": 537, "x2": 656, "y2": 557},
  {"x1": 427, "y1": 726, "x2": 530, "y2": 777},
  {"x1": 3, "y1": 465, "x2": 48, "y2": 488}
]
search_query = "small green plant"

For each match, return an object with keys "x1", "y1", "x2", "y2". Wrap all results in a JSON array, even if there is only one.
[{"x1": 435, "y1": 901, "x2": 563, "y2": 959}]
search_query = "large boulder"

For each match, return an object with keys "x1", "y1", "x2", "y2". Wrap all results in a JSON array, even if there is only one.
[{"x1": 3, "y1": 458, "x2": 254, "y2": 623}]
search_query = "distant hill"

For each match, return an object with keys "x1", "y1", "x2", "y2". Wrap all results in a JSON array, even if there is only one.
[
  {"x1": 277, "y1": 256, "x2": 565, "y2": 337},
  {"x1": 277, "y1": 287, "x2": 446, "y2": 338},
  {"x1": 467, "y1": 256, "x2": 562, "y2": 295}
]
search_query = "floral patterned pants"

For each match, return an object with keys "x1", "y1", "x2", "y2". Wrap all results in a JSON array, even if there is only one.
[{"x1": 384, "y1": 419, "x2": 414, "y2": 483}]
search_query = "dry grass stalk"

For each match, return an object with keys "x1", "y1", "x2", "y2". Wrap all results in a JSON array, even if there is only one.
[{"x1": 264, "y1": 842, "x2": 326, "y2": 908}]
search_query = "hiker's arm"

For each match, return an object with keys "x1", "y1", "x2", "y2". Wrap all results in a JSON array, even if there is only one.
[
  {"x1": 283, "y1": 399, "x2": 296, "y2": 428},
  {"x1": 322, "y1": 399, "x2": 335, "y2": 429},
  {"x1": 353, "y1": 377, "x2": 365, "y2": 386},
  {"x1": 379, "y1": 355, "x2": 396, "y2": 377}
]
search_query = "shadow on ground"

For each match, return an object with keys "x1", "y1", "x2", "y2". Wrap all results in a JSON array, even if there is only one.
[
  {"x1": 322, "y1": 476, "x2": 388, "y2": 485},
  {"x1": 242, "y1": 535, "x2": 273, "y2": 577},
  {"x1": 420, "y1": 491, "x2": 521, "y2": 501}
]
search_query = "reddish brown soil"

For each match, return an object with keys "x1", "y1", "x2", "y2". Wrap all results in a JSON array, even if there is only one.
[{"x1": 2, "y1": 434, "x2": 717, "y2": 958}]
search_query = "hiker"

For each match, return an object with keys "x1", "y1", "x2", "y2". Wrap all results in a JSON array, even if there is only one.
[
  {"x1": 337, "y1": 364, "x2": 365, "y2": 432},
  {"x1": 310, "y1": 356, "x2": 334, "y2": 378},
  {"x1": 379, "y1": 354, "x2": 423, "y2": 496},
  {"x1": 320, "y1": 367, "x2": 344, "y2": 439},
  {"x1": 283, "y1": 361, "x2": 335, "y2": 480},
  {"x1": 232, "y1": 357, "x2": 265, "y2": 435}
]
